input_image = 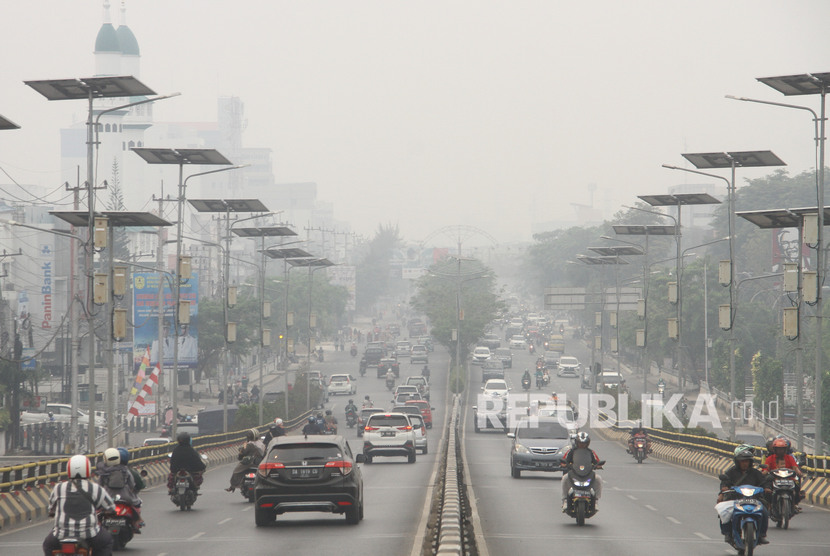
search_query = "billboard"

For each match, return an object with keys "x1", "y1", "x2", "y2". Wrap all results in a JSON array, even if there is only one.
[{"x1": 132, "y1": 271, "x2": 199, "y2": 369}]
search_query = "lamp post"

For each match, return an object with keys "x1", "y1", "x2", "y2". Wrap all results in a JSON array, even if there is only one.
[
  {"x1": 728, "y1": 72, "x2": 829, "y2": 452},
  {"x1": 131, "y1": 148, "x2": 240, "y2": 438},
  {"x1": 263, "y1": 247, "x2": 314, "y2": 418},
  {"x1": 231, "y1": 226, "x2": 297, "y2": 424},
  {"x1": 26, "y1": 76, "x2": 158, "y2": 452},
  {"x1": 286, "y1": 258, "x2": 334, "y2": 411},
  {"x1": 664, "y1": 151, "x2": 786, "y2": 440}
]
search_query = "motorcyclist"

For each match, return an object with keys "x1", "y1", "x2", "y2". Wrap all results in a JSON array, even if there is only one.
[
  {"x1": 43, "y1": 454, "x2": 115, "y2": 556},
  {"x1": 522, "y1": 369, "x2": 531, "y2": 387},
  {"x1": 363, "y1": 394, "x2": 374, "y2": 408},
  {"x1": 422, "y1": 365, "x2": 431, "y2": 382},
  {"x1": 345, "y1": 399, "x2": 359, "y2": 419},
  {"x1": 764, "y1": 437, "x2": 804, "y2": 510},
  {"x1": 716, "y1": 445, "x2": 771, "y2": 545},
  {"x1": 549, "y1": 391, "x2": 558, "y2": 404},
  {"x1": 385, "y1": 368, "x2": 396, "y2": 389},
  {"x1": 263, "y1": 418, "x2": 286, "y2": 445},
  {"x1": 96, "y1": 447, "x2": 143, "y2": 532},
  {"x1": 226, "y1": 429, "x2": 265, "y2": 493},
  {"x1": 302, "y1": 416, "x2": 323, "y2": 436},
  {"x1": 535, "y1": 366, "x2": 544, "y2": 386},
  {"x1": 324, "y1": 409, "x2": 339, "y2": 434},
  {"x1": 560, "y1": 432, "x2": 603, "y2": 511},
  {"x1": 627, "y1": 421, "x2": 652, "y2": 454},
  {"x1": 167, "y1": 432, "x2": 206, "y2": 494}
]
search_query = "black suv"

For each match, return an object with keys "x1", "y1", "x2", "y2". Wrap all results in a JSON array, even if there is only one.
[
  {"x1": 254, "y1": 436, "x2": 365, "y2": 526},
  {"x1": 360, "y1": 347, "x2": 385, "y2": 374}
]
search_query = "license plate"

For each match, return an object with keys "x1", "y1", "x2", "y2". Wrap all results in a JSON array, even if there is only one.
[
  {"x1": 103, "y1": 518, "x2": 125, "y2": 528},
  {"x1": 535, "y1": 462, "x2": 555, "y2": 468},
  {"x1": 289, "y1": 468, "x2": 320, "y2": 478},
  {"x1": 176, "y1": 481, "x2": 189, "y2": 488},
  {"x1": 381, "y1": 431, "x2": 396, "y2": 437}
]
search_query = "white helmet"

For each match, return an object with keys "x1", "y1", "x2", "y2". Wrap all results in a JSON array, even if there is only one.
[
  {"x1": 273, "y1": 418, "x2": 283, "y2": 427},
  {"x1": 103, "y1": 447, "x2": 121, "y2": 467},
  {"x1": 67, "y1": 454, "x2": 91, "y2": 479}
]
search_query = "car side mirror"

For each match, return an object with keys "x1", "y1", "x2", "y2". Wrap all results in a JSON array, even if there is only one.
[
  {"x1": 431, "y1": 407, "x2": 435, "y2": 411},
  {"x1": 355, "y1": 453, "x2": 366, "y2": 464}
]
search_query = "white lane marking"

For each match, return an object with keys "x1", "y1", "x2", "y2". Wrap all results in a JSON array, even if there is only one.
[
  {"x1": 694, "y1": 532, "x2": 711, "y2": 540},
  {"x1": 188, "y1": 532, "x2": 205, "y2": 541},
  {"x1": 218, "y1": 517, "x2": 232, "y2": 525},
  {"x1": 626, "y1": 494, "x2": 638, "y2": 500},
  {"x1": 645, "y1": 504, "x2": 658, "y2": 511},
  {"x1": 666, "y1": 516, "x2": 681, "y2": 524}
]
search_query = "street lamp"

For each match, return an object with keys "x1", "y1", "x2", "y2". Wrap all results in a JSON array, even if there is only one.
[
  {"x1": 26, "y1": 76, "x2": 158, "y2": 452},
  {"x1": 287, "y1": 258, "x2": 335, "y2": 411},
  {"x1": 664, "y1": 150, "x2": 786, "y2": 439},
  {"x1": 131, "y1": 148, "x2": 239, "y2": 438},
  {"x1": 728, "y1": 72, "x2": 830, "y2": 452},
  {"x1": 51, "y1": 211, "x2": 171, "y2": 447},
  {"x1": 263, "y1": 247, "x2": 314, "y2": 418},
  {"x1": 232, "y1": 226, "x2": 298, "y2": 424},
  {"x1": 736, "y1": 207, "x2": 825, "y2": 451}
]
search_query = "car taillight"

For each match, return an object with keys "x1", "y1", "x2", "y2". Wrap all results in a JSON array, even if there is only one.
[
  {"x1": 258, "y1": 461, "x2": 284, "y2": 477},
  {"x1": 421, "y1": 426, "x2": 426, "y2": 435},
  {"x1": 60, "y1": 543, "x2": 78, "y2": 554},
  {"x1": 325, "y1": 460, "x2": 353, "y2": 475},
  {"x1": 365, "y1": 426, "x2": 379, "y2": 432},
  {"x1": 397, "y1": 425, "x2": 412, "y2": 431}
]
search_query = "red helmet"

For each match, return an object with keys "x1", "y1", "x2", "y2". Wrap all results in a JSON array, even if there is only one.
[{"x1": 772, "y1": 438, "x2": 789, "y2": 450}]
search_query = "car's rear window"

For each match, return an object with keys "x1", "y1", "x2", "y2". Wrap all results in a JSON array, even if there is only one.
[
  {"x1": 367, "y1": 415, "x2": 410, "y2": 427},
  {"x1": 517, "y1": 421, "x2": 570, "y2": 439},
  {"x1": 409, "y1": 416, "x2": 424, "y2": 428},
  {"x1": 408, "y1": 401, "x2": 429, "y2": 409},
  {"x1": 397, "y1": 406, "x2": 421, "y2": 415},
  {"x1": 268, "y1": 443, "x2": 342, "y2": 463},
  {"x1": 360, "y1": 409, "x2": 383, "y2": 418}
]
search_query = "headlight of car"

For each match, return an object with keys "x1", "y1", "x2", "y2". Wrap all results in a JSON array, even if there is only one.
[{"x1": 514, "y1": 443, "x2": 530, "y2": 454}]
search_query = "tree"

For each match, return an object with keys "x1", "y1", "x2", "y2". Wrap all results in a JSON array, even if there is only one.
[
  {"x1": 411, "y1": 258, "x2": 504, "y2": 366},
  {"x1": 355, "y1": 224, "x2": 402, "y2": 312},
  {"x1": 751, "y1": 351, "x2": 783, "y2": 408}
]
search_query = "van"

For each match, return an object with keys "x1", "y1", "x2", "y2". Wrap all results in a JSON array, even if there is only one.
[{"x1": 598, "y1": 371, "x2": 624, "y2": 389}]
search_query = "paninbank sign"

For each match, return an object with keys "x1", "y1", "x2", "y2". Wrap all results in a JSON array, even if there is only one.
[{"x1": 40, "y1": 243, "x2": 54, "y2": 329}]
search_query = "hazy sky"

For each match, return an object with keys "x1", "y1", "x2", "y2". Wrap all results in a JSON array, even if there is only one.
[{"x1": 1, "y1": 1, "x2": 829, "y2": 244}]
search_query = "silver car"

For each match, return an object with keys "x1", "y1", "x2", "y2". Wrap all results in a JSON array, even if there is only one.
[{"x1": 405, "y1": 413, "x2": 429, "y2": 454}]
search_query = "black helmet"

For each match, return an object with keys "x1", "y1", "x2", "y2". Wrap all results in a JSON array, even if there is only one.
[
  {"x1": 308, "y1": 417, "x2": 315, "y2": 424},
  {"x1": 348, "y1": 399, "x2": 354, "y2": 404},
  {"x1": 325, "y1": 409, "x2": 332, "y2": 416},
  {"x1": 176, "y1": 431, "x2": 191, "y2": 446},
  {"x1": 365, "y1": 395, "x2": 370, "y2": 400},
  {"x1": 245, "y1": 429, "x2": 256, "y2": 441},
  {"x1": 734, "y1": 444, "x2": 756, "y2": 463}
]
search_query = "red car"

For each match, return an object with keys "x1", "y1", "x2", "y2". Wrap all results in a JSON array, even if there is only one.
[{"x1": 405, "y1": 400, "x2": 434, "y2": 429}]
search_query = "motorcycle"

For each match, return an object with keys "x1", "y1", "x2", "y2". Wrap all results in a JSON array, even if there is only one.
[
  {"x1": 528, "y1": 343, "x2": 535, "y2": 354},
  {"x1": 721, "y1": 483, "x2": 767, "y2": 555},
  {"x1": 521, "y1": 376, "x2": 531, "y2": 391},
  {"x1": 536, "y1": 375, "x2": 544, "y2": 390},
  {"x1": 769, "y1": 468, "x2": 799, "y2": 529},
  {"x1": 631, "y1": 436, "x2": 648, "y2": 464},
  {"x1": 346, "y1": 411, "x2": 358, "y2": 428},
  {"x1": 350, "y1": 345, "x2": 357, "y2": 357},
  {"x1": 98, "y1": 496, "x2": 140, "y2": 549},
  {"x1": 50, "y1": 538, "x2": 90, "y2": 556},
  {"x1": 240, "y1": 466, "x2": 258, "y2": 503},
  {"x1": 657, "y1": 382, "x2": 666, "y2": 399},
  {"x1": 562, "y1": 449, "x2": 604, "y2": 526},
  {"x1": 170, "y1": 470, "x2": 198, "y2": 511},
  {"x1": 386, "y1": 377, "x2": 396, "y2": 391},
  {"x1": 317, "y1": 348, "x2": 325, "y2": 362}
]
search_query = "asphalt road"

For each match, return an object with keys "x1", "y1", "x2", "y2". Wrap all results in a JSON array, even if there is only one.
[
  {"x1": 463, "y1": 333, "x2": 830, "y2": 555},
  {"x1": 1, "y1": 338, "x2": 448, "y2": 555}
]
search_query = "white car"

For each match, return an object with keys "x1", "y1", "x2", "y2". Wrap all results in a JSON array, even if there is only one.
[
  {"x1": 22, "y1": 403, "x2": 106, "y2": 427},
  {"x1": 509, "y1": 335, "x2": 527, "y2": 349},
  {"x1": 482, "y1": 379, "x2": 510, "y2": 400},
  {"x1": 557, "y1": 356, "x2": 581, "y2": 378},
  {"x1": 471, "y1": 346, "x2": 491, "y2": 365},
  {"x1": 327, "y1": 373, "x2": 357, "y2": 395},
  {"x1": 362, "y1": 412, "x2": 417, "y2": 463},
  {"x1": 406, "y1": 413, "x2": 429, "y2": 454},
  {"x1": 395, "y1": 341, "x2": 412, "y2": 358}
]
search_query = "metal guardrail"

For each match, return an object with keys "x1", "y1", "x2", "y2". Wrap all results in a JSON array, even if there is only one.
[
  {"x1": 600, "y1": 413, "x2": 830, "y2": 478},
  {"x1": 0, "y1": 408, "x2": 316, "y2": 492}
]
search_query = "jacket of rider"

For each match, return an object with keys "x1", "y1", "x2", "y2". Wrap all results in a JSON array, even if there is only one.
[
  {"x1": 563, "y1": 447, "x2": 601, "y2": 467},
  {"x1": 95, "y1": 462, "x2": 139, "y2": 505},
  {"x1": 719, "y1": 464, "x2": 771, "y2": 500},
  {"x1": 170, "y1": 445, "x2": 206, "y2": 475},
  {"x1": 764, "y1": 453, "x2": 798, "y2": 471}
]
